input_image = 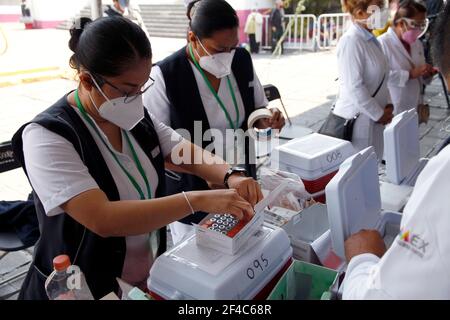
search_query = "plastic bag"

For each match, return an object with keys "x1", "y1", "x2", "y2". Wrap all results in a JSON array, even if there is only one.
[{"x1": 259, "y1": 167, "x2": 315, "y2": 212}]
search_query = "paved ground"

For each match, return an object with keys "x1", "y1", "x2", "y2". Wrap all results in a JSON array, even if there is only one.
[{"x1": 0, "y1": 23, "x2": 449, "y2": 300}]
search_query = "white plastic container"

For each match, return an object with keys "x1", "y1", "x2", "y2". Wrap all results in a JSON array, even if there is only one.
[
  {"x1": 282, "y1": 204, "x2": 330, "y2": 264},
  {"x1": 384, "y1": 109, "x2": 428, "y2": 186},
  {"x1": 271, "y1": 133, "x2": 356, "y2": 202},
  {"x1": 194, "y1": 182, "x2": 291, "y2": 255},
  {"x1": 148, "y1": 226, "x2": 293, "y2": 300},
  {"x1": 325, "y1": 147, "x2": 402, "y2": 260},
  {"x1": 195, "y1": 211, "x2": 264, "y2": 255}
]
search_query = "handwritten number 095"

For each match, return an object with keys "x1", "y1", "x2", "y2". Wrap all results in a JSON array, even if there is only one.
[{"x1": 247, "y1": 254, "x2": 269, "y2": 280}]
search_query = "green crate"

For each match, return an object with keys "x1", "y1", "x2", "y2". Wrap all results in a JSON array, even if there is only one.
[{"x1": 267, "y1": 260, "x2": 339, "y2": 300}]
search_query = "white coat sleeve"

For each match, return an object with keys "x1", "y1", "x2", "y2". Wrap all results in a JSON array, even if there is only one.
[
  {"x1": 388, "y1": 69, "x2": 410, "y2": 88},
  {"x1": 342, "y1": 254, "x2": 393, "y2": 299},
  {"x1": 380, "y1": 40, "x2": 410, "y2": 88},
  {"x1": 22, "y1": 123, "x2": 99, "y2": 217},
  {"x1": 338, "y1": 38, "x2": 384, "y2": 121},
  {"x1": 253, "y1": 69, "x2": 269, "y2": 108},
  {"x1": 143, "y1": 66, "x2": 172, "y2": 126}
]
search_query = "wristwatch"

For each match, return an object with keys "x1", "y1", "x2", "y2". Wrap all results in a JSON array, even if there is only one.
[{"x1": 223, "y1": 167, "x2": 248, "y2": 189}]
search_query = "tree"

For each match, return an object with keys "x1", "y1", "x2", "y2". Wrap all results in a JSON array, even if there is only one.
[{"x1": 283, "y1": 0, "x2": 342, "y2": 15}]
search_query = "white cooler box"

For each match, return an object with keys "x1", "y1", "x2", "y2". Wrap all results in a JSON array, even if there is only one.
[
  {"x1": 272, "y1": 133, "x2": 356, "y2": 203},
  {"x1": 381, "y1": 110, "x2": 428, "y2": 211},
  {"x1": 326, "y1": 147, "x2": 402, "y2": 261},
  {"x1": 147, "y1": 226, "x2": 293, "y2": 300}
]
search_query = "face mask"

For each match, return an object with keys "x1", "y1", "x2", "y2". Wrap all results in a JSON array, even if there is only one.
[
  {"x1": 194, "y1": 39, "x2": 236, "y2": 78},
  {"x1": 357, "y1": 7, "x2": 390, "y2": 30},
  {"x1": 88, "y1": 75, "x2": 144, "y2": 130},
  {"x1": 400, "y1": 18, "x2": 429, "y2": 44},
  {"x1": 401, "y1": 28, "x2": 422, "y2": 44}
]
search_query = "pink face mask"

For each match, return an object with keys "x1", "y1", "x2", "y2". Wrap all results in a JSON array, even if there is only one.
[{"x1": 401, "y1": 28, "x2": 422, "y2": 44}]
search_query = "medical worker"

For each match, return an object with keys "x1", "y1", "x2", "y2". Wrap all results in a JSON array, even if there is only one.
[
  {"x1": 379, "y1": 0, "x2": 438, "y2": 117},
  {"x1": 143, "y1": 0, "x2": 285, "y2": 245},
  {"x1": 343, "y1": 2, "x2": 450, "y2": 299},
  {"x1": 333, "y1": 0, "x2": 394, "y2": 159},
  {"x1": 11, "y1": 16, "x2": 262, "y2": 300}
]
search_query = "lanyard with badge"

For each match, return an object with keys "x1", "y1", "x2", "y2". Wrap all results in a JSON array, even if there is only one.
[
  {"x1": 189, "y1": 43, "x2": 240, "y2": 130},
  {"x1": 74, "y1": 89, "x2": 152, "y2": 200}
]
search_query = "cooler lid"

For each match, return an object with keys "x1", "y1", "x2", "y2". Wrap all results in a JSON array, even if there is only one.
[
  {"x1": 384, "y1": 109, "x2": 420, "y2": 185},
  {"x1": 325, "y1": 147, "x2": 382, "y2": 259},
  {"x1": 148, "y1": 227, "x2": 292, "y2": 300},
  {"x1": 274, "y1": 133, "x2": 356, "y2": 173}
]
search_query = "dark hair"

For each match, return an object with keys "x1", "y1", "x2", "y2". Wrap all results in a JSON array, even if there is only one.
[
  {"x1": 68, "y1": 16, "x2": 152, "y2": 78},
  {"x1": 393, "y1": 0, "x2": 427, "y2": 24},
  {"x1": 432, "y1": 1, "x2": 450, "y2": 76},
  {"x1": 188, "y1": 0, "x2": 239, "y2": 39}
]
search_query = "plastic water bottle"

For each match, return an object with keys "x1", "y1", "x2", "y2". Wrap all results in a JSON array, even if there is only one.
[{"x1": 44, "y1": 254, "x2": 94, "y2": 300}]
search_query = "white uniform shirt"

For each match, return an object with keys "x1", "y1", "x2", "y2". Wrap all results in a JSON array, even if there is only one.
[
  {"x1": 22, "y1": 102, "x2": 183, "y2": 287},
  {"x1": 334, "y1": 23, "x2": 391, "y2": 158},
  {"x1": 379, "y1": 27, "x2": 431, "y2": 115},
  {"x1": 143, "y1": 63, "x2": 268, "y2": 163},
  {"x1": 343, "y1": 145, "x2": 450, "y2": 299}
]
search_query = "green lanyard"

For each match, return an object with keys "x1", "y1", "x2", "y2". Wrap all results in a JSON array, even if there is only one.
[
  {"x1": 74, "y1": 90, "x2": 152, "y2": 200},
  {"x1": 189, "y1": 43, "x2": 240, "y2": 130}
]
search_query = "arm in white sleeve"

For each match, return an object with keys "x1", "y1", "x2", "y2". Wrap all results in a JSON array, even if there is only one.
[
  {"x1": 252, "y1": 69, "x2": 269, "y2": 108},
  {"x1": 343, "y1": 254, "x2": 380, "y2": 299},
  {"x1": 143, "y1": 65, "x2": 172, "y2": 126},
  {"x1": 338, "y1": 39, "x2": 384, "y2": 121},
  {"x1": 388, "y1": 69, "x2": 410, "y2": 88}
]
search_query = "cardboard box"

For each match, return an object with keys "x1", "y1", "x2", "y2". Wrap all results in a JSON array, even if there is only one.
[
  {"x1": 195, "y1": 211, "x2": 264, "y2": 255},
  {"x1": 283, "y1": 204, "x2": 330, "y2": 264},
  {"x1": 267, "y1": 260, "x2": 339, "y2": 300}
]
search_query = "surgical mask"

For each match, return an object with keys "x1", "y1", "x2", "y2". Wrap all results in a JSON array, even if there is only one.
[
  {"x1": 356, "y1": 7, "x2": 390, "y2": 30},
  {"x1": 400, "y1": 18, "x2": 429, "y2": 44},
  {"x1": 194, "y1": 39, "x2": 236, "y2": 78},
  {"x1": 401, "y1": 28, "x2": 422, "y2": 44},
  {"x1": 88, "y1": 75, "x2": 144, "y2": 130}
]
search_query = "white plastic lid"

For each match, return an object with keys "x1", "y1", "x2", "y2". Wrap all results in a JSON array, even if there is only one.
[
  {"x1": 273, "y1": 133, "x2": 356, "y2": 174},
  {"x1": 325, "y1": 147, "x2": 382, "y2": 259},
  {"x1": 384, "y1": 109, "x2": 420, "y2": 185}
]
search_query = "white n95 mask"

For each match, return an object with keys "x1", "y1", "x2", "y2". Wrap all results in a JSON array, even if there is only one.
[
  {"x1": 195, "y1": 39, "x2": 236, "y2": 79},
  {"x1": 88, "y1": 75, "x2": 144, "y2": 131},
  {"x1": 357, "y1": 6, "x2": 390, "y2": 30}
]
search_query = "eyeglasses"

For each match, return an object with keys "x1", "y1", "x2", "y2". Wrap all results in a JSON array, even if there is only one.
[
  {"x1": 93, "y1": 73, "x2": 155, "y2": 103},
  {"x1": 402, "y1": 17, "x2": 429, "y2": 31}
]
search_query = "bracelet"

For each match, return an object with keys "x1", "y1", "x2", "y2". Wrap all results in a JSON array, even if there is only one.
[{"x1": 182, "y1": 191, "x2": 195, "y2": 215}]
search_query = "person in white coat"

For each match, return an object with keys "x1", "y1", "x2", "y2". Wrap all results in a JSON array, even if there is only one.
[
  {"x1": 244, "y1": 9, "x2": 264, "y2": 54},
  {"x1": 333, "y1": 0, "x2": 394, "y2": 159},
  {"x1": 342, "y1": 1, "x2": 450, "y2": 299},
  {"x1": 379, "y1": 0, "x2": 438, "y2": 117}
]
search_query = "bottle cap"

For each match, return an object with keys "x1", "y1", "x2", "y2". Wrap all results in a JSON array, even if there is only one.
[{"x1": 53, "y1": 255, "x2": 71, "y2": 271}]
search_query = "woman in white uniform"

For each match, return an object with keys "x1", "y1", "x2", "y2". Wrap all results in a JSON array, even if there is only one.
[
  {"x1": 333, "y1": 0, "x2": 394, "y2": 159},
  {"x1": 379, "y1": 0, "x2": 438, "y2": 117},
  {"x1": 12, "y1": 16, "x2": 262, "y2": 300},
  {"x1": 143, "y1": 0, "x2": 285, "y2": 244}
]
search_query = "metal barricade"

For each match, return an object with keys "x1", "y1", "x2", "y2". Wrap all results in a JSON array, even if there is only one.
[
  {"x1": 316, "y1": 13, "x2": 351, "y2": 50},
  {"x1": 261, "y1": 14, "x2": 318, "y2": 52}
]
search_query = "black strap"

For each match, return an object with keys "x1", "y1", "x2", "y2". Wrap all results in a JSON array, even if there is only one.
[{"x1": 371, "y1": 74, "x2": 386, "y2": 98}]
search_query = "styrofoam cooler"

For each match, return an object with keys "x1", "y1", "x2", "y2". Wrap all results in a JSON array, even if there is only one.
[
  {"x1": 384, "y1": 109, "x2": 428, "y2": 187},
  {"x1": 380, "y1": 110, "x2": 429, "y2": 212},
  {"x1": 272, "y1": 133, "x2": 356, "y2": 203},
  {"x1": 147, "y1": 226, "x2": 293, "y2": 300},
  {"x1": 325, "y1": 147, "x2": 402, "y2": 260}
]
